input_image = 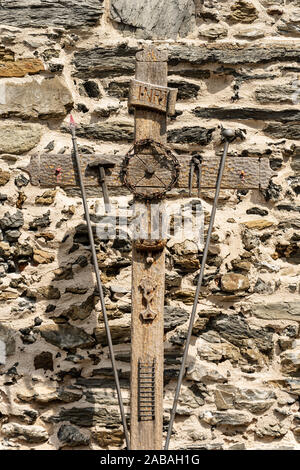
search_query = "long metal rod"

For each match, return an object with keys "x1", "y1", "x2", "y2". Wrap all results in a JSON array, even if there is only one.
[
  {"x1": 70, "y1": 120, "x2": 130, "y2": 450},
  {"x1": 164, "y1": 138, "x2": 230, "y2": 450}
]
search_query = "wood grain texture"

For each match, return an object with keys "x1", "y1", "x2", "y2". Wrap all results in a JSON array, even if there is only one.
[
  {"x1": 128, "y1": 79, "x2": 177, "y2": 114},
  {"x1": 130, "y1": 46, "x2": 167, "y2": 450},
  {"x1": 23, "y1": 153, "x2": 275, "y2": 192}
]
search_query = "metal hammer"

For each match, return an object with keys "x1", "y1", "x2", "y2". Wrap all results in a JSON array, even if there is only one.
[{"x1": 88, "y1": 158, "x2": 115, "y2": 213}]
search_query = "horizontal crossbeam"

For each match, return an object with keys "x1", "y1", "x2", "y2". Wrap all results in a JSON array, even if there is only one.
[{"x1": 22, "y1": 152, "x2": 275, "y2": 195}]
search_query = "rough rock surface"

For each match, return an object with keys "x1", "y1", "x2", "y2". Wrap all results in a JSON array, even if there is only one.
[
  {"x1": 0, "y1": 122, "x2": 42, "y2": 154},
  {"x1": 0, "y1": 58, "x2": 44, "y2": 78},
  {"x1": 64, "y1": 121, "x2": 134, "y2": 142},
  {"x1": 1, "y1": 423, "x2": 48, "y2": 443},
  {"x1": 74, "y1": 44, "x2": 300, "y2": 79},
  {"x1": 0, "y1": 77, "x2": 73, "y2": 119},
  {"x1": 229, "y1": 1, "x2": 258, "y2": 23},
  {"x1": 252, "y1": 302, "x2": 300, "y2": 321},
  {"x1": 0, "y1": 0, "x2": 300, "y2": 453},
  {"x1": 110, "y1": 0, "x2": 196, "y2": 39},
  {"x1": 57, "y1": 425, "x2": 90, "y2": 448},
  {"x1": 39, "y1": 324, "x2": 95, "y2": 350}
]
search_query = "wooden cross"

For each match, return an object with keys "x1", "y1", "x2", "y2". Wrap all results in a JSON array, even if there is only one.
[{"x1": 23, "y1": 46, "x2": 275, "y2": 450}]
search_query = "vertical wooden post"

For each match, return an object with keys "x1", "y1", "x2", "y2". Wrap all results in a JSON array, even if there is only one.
[{"x1": 130, "y1": 47, "x2": 168, "y2": 450}]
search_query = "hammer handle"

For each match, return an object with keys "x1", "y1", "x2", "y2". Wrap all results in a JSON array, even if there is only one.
[{"x1": 99, "y1": 166, "x2": 111, "y2": 211}]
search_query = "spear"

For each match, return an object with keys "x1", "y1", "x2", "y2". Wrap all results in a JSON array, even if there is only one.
[
  {"x1": 69, "y1": 115, "x2": 130, "y2": 449},
  {"x1": 165, "y1": 127, "x2": 246, "y2": 449}
]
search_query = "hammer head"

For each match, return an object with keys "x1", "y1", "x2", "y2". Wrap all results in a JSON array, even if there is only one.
[{"x1": 88, "y1": 158, "x2": 115, "y2": 169}]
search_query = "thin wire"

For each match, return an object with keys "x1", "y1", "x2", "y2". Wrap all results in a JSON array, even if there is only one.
[
  {"x1": 70, "y1": 124, "x2": 131, "y2": 450},
  {"x1": 164, "y1": 139, "x2": 230, "y2": 450}
]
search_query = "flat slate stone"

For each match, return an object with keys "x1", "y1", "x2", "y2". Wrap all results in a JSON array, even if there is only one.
[
  {"x1": 73, "y1": 44, "x2": 300, "y2": 79},
  {"x1": 39, "y1": 323, "x2": 95, "y2": 350},
  {"x1": 168, "y1": 44, "x2": 300, "y2": 66},
  {"x1": 255, "y1": 84, "x2": 297, "y2": 104},
  {"x1": 0, "y1": 122, "x2": 41, "y2": 154},
  {"x1": 200, "y1": 410, "x2": 253, "y2": 426},
  {"x1": 193, "y1": 106, "x2": 300, "y2": 123},
  {"x1": 252, "y1": 301, "x2": 300, "y2": 321},
  {"x1": 211, "y1": 314, "x2": 273, "y2": 353},
  {"x1": 0, "y1": 0, "x2": 104, "y2": 29},
  {"x1": 47, "y1": 406, "x2": 121, "y2": 427},
  {"x1": 264, "y1": 122, "x2": 300, "y2": 140},
  {"x1": 0, "y1": 77, "x2": 73, "y2": 119},
  {"x1": 168, "y1": 126, "x2": 215, "y2": 144},
  {"x1": 110, "y1": 0, "x2": 196, "y2": 39},
  {"x1": 61, "y1": 121, "x2": 134, "y2": 142}
]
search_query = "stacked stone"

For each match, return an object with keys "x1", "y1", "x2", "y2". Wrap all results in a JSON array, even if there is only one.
[{"x1": 0, "y1": 0, "x2": 299, "y2": 450}]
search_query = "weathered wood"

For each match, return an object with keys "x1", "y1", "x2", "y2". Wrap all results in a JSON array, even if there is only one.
[
  {"x1": 128, "y1": 79, "x2": 177, "y2": 115},
  {"x1": 130, "y1": 46, "x2": 167, "y2": 450},
  {"x1": 23, "y1": 153, "x2": 275, "y2": 192},
  {"x1": 131, "y1": 241, "x2": 165, "y2": 449}
]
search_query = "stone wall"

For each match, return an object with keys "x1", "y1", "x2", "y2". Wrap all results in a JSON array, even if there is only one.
[{"x1": 0, "y1": 0, "x2": 299, "y2": 450}]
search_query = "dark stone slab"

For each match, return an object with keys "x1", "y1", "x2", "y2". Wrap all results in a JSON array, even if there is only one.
[
  {"x1": 290, "y1": 146, "x2": 300, "y2": 175},
  {"x1": 168, "y1": 44, "x2": 300, "y2": 66},
  {"x1": 34, "y1": 351, "x2": 53, "y2": 371},
  {"x1": 262, "y1": 180, "x2": 282, "y2": 202},
  {"x1": 94, "y1": 324, "x2": 131, "y2": 346},
  {"x1": 57, "y1": 424, "x2": 90, "y2": 447},
  {"x1": 264, "y1": 122, "x2": 300, "y2": 140},
  {"x1": 110, "y1": 0, "x2": 196, "y2": 39},
  {"x1": 73, "y1": 44, "x2": 300, "y2": 79},
  {"x1": 29, "y1": 211, "x2": 51, "y2": 230},
  {"x1": 164, "y1": 306, "x2": 189, "y2": 332},
  {"x1": 169, "y1": 69, "x2": 210, "y2": 79},
  {"x1": 277, "y1": 18, "x2": 300, "y2": 37},
  {"x1": 168, "y1": 126, "x2": 215, "y2": 144},
  {"x1": 193, "y1": 107, "x2": 300, "y2": 122},
  {"x1": 47, "y1": 406, "x2": 121, "y2": 427},
  {"x1": 61, "y1": 121, "x2": 134, "y2": 142},
  {"x1": 168, "y1": 80, "x2": 200, "y2": 100},
  {"x1": 276, "y1": 204, "x2": 300, "y2": 212},
  {"x1": 82, "y1": 80, "x2": 101, "y2": 99},
  {"x1": 0, "y1": 0, "x2": 103, "y2": 29},
  {"x1": 39, "y1": 323, "x2": 95, "y2": 350},
  {"x1": 210, "y1": 314, "x2": 273, "y2": 354},
  {"x1": 106, "y1": 78, "x2": 200, "y2": 101},
  {"x1": 0, "y1": 210, "x2": 23, "y2": 231}
]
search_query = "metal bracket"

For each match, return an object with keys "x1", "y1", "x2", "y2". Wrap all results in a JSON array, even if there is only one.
[{"x1": 189, "y1": 153, "x2": 203, "y2": 197}]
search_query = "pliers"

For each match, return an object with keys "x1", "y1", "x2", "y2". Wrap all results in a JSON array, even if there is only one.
[{"x1": 188, "y1": 153, "x2": 202, "y2": 198}]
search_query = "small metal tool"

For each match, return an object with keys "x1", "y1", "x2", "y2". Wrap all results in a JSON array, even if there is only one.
[
  {"x1": 189, "y1": 153, "x2": 203, "y2": 198},
  {"x1": 88, "y1": 158, "x2": 115, "y2": 213}
]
